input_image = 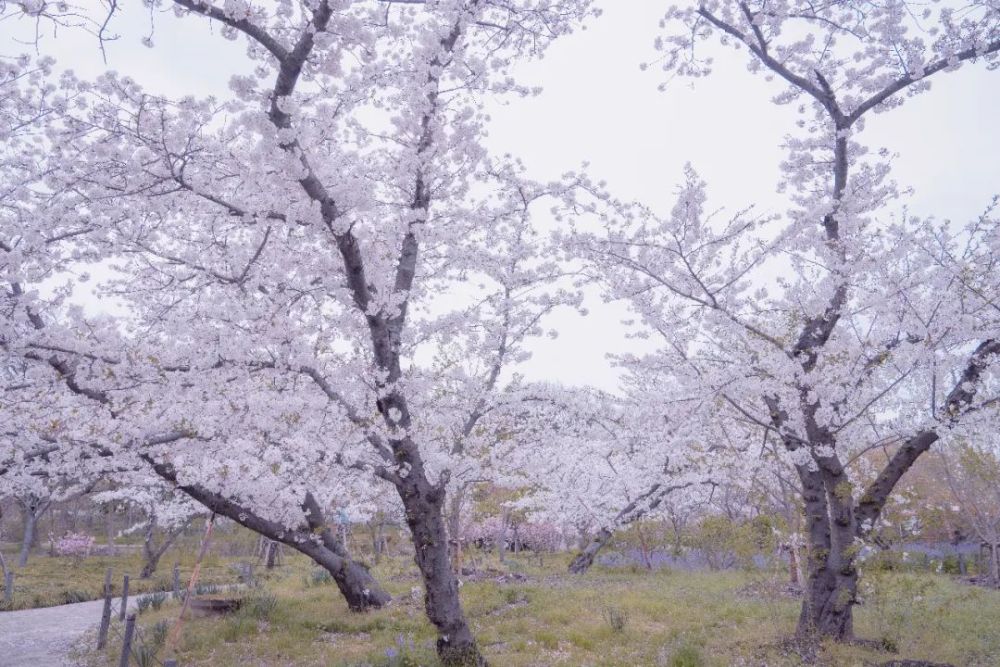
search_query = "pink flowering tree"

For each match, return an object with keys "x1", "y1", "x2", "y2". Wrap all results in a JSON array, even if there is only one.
[
  {"x1": 54, "y1": 532, "x2": 95, "y2": 563},
  {"x1": 1, "y1": 3, "x2": 598, "y2": 663},
  {"x1": 570, "y1": 0, "x2": 1000, "y2": 642}
]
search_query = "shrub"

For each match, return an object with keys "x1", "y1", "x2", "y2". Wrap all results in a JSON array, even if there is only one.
[
  {"x1": 688, "y1": 516, "x2": 763, "y2": 570},
  {"x1": 941, "y1": 554, "x2": 964, "y2": 575},
  {"x1": 137, "y1": 591, "x2": 168, "y2": 615},
  {"x1": 149, "y1": 591, "x2": 168, "y2": 611},
  {"x1": 62, "y1": 589, "x2": 90, "y2": 604},
  {"x1": 193, "y1": 583, "x2": 220, "y2": 596},
  {"x1": 136, "y1": 596, "x2": 153, "y2": 614},
  {"x1": 667, "y1": 642, "x2": 704, "y2": 667},
  {"x1": 500, "y1": 587, "x2": 529, "y2": 605},
  {"x1": 148, "y1": 619, "x2": 169, "y2": 648},
  {"x1": 133, "y1": 620, "x2": 169, "y2": 667}
]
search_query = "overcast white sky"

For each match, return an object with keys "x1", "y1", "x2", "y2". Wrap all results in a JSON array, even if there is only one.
[{"x1": 9, "y1": 0, "x2": 1000, "y2": 392}]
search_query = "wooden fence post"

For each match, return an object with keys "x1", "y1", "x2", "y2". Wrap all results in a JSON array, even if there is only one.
[
  {"x1": 172, "y1": 563, "x2": 180, "y2": 599},
  {"x1": 119, "y1": 613, "x2": 136, "y2": 667},
  {"x1": 97, "y1": 567, "x2": 113, "y2": 650},
  {"x1": 3, "y1": 571, "x2": 13, "y2": 606},
  {"x1": 119, "y1": 574, "x2": 130, "y2": 621}
]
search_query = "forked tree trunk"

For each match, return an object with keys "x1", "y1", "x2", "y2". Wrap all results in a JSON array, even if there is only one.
[
  {"x1": 395, "y1": 473, "x2": 485, "y2": 666},
  {"x1": 146, "y1": 456, "x2": 390, "y2": 611},
  {"x1": 16, "y1": 499, "x2": 48, "y2": 568},
  {"x1": 140, "y1": 517, "x2": 190, "y2": 579}
]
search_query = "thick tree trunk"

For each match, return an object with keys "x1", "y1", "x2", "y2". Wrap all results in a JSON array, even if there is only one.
[
  {"x1": 397, "y1": 475, "x2": 485, "y2": 666},
  {"x1": 568, "y1": 527, "x2": 612, "y2": 574},
  {"x1": 281, "y1": 492, "x2": 391, "y2": 611},
  {"x1": 799, "y1": 558, "x2": 857, "y2": 639},
  {"x1": 795, "y1": 465, "x2": 857, "y2": 640}
]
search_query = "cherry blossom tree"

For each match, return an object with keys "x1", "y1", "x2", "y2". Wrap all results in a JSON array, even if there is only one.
[
  {"x1": 0, "y1": 49, "x2": 393, "y2": 602},
  {"x1": 2, "y1": 2, "x2": 597, "y2": 663},
  {"x1": 544, "y1": 390, "x2": 721, "y2": 573},
  {"x1": 91, "y1": 481, "x2": 203, "y2": 578},
  {"x1": 571, "y1": 0, "x2": 1000, "y2": 641}
]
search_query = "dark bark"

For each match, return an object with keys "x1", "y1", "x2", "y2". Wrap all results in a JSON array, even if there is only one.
[
  {"x1": 795, "y1": 464, "x2": 857, "y2": 640},
  {"x1": 396, "y1": 472, "x2": 486, "y2": 666},
  {"x1": 139, "y1": 517, "x2": 188, "y2": 579},
  {"x1": 694, "y1": 5, "x2": 1000, "y2": 647},
  {"x1": 568, "y1": 527, "x2": 612, "y2": 574},
  {"x1": 180, "y1": 2, "x2": 481, "y2": 660},
  {"x1": 145, "y1": 456, "x2": 390, "y2": 611},
  {"x1": 140, "y1": 554, "x2": 160, "y2": 580}
]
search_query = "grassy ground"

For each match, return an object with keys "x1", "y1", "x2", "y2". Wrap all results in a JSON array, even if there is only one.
[
  {"x1": 0, "y1": 549, "x2": 246, "y2": 610},
  {"x1": 79, "y1": 552, "x2": 1000, "y2": 667}
]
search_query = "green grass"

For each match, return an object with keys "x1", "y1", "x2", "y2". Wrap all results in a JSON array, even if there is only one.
[
  {"x1": 77, "y1": 553, "x2": 1000, "y2": 667},
  {"x1": 0, "y1": 549, "x2": 245, "y2": 610}
]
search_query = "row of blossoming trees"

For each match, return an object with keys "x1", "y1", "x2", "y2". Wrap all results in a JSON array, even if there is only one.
[{"x1": 1, "y1": 1, "x2": 998, "y2": 664}]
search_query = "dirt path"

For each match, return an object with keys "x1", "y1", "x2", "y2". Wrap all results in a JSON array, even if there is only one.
[{"x1": 0, "y1": 595, "x2": 145, "y2": 667}]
